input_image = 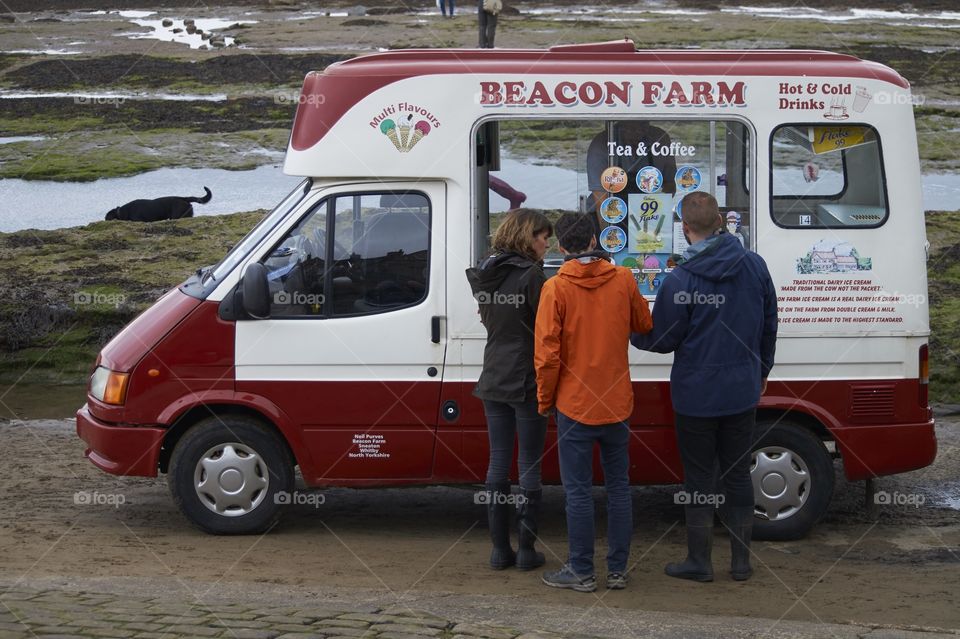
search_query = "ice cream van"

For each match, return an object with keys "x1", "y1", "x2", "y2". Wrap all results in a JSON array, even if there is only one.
[{"x1": 77, "y1": 40, "x2": 936, "y2": 538}]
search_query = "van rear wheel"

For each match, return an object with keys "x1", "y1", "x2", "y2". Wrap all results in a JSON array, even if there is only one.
[
  {"x1": 168, "y1": 416, "x2": 293, "y2": 535},
  {"x1": 750, "y1": 420, "x2": 834, "y2": 541}
]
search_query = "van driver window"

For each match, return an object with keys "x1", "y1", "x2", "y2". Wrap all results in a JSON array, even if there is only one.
[
  {"x1": 263, "y1": 192, "x2": 431, "y2": 318},
  {"x1": 476, "y1": 119, "x2": 752, "y2": 295},
  {"x1": 771, "y1": 124, "x2": 888, "y2": 228}
]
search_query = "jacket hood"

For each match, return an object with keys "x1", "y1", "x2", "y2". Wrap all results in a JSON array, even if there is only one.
[
  {"x1": 557, "y1": 257, "x2": 618, "y2": 289},
  {"x1": 680, "y1": 233, "x2": 747, "y2": 282},
  {"x1": 466, "y1": 252, "x2": 534, "y2": 294}
]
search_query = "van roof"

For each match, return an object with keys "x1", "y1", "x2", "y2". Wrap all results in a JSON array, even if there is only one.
[{"x1": 289, "y1": 40, "x2": 908, "y2": 151}]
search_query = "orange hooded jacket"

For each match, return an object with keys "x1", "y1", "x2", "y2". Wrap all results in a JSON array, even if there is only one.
[{"x1": 534, "y1": 258, "x2": 653, "y2": 425}]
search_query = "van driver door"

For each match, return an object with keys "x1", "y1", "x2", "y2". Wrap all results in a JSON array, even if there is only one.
[{"x1": 235, "y1": 182, "x2": 447, "y2": 482}]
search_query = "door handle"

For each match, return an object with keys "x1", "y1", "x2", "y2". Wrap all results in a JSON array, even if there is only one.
[{"x1": 431, "y1": 315, "x2": 443, "y2": 343}]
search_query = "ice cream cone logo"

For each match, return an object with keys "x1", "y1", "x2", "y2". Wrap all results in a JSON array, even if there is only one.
[
  {"x1": 398, "y1": 114, "x2": 413, "y2": 149},
  {"x1": 380, "y1": 119, "x2": 403, "y2": 151},
  {"x1": 406, "y1": 120, "x2": 431, "y2": 151},
  {"x1": 380, "y1": 115, "x2": 432, "y2": 153}
]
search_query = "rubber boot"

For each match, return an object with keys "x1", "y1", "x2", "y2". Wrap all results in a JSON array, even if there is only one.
[
  {"x1": 665, "y1": 506, "x2": 715, "y2": 582},
  {"x1": 728, "y1": 506, "x2": 754, "y2": 581},
  {"x1": 486, "y1": 482, "x2": 516, "y2": 570},
  {"x1": 515, "y1": 488, "x2": 545, "y2": 570}
]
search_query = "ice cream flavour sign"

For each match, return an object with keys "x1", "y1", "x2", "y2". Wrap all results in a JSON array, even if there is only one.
[{"x1": 370, "y1": 102, "x2": 441, "y2": 153}]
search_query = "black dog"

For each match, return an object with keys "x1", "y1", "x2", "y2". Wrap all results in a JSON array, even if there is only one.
[{"x1": 105, "y1": 187, "x2": 212, "y2": 221}]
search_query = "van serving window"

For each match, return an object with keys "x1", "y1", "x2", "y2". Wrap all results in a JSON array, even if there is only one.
[
  {"x1": 263, "y1": 191, "x2": 430, "y2": 318},
  {"x1": 475, "y1": 118, "x2": 751, "y2": 294},
  {"x1": 770, "y1": 124, "x2": 888, "y2": 228}
]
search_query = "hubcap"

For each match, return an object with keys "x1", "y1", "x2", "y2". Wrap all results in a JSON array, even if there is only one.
[
  {"x1": 751, "y1": 446, "x2": 810, "y2": 521},
  {"x1": 193, "y1": 442, "x2": 269, "y2": 517}
]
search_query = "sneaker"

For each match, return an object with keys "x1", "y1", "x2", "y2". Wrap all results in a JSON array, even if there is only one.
[
  {"x1": 541, "y1": 565, "x2": 597, "y2": 593},
  {"x1": 606, "y1": 571, "x2": 628, "y2": 590}
]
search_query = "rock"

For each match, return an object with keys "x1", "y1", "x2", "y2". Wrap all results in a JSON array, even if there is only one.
[
  {"x1": 172, "y1": 27, "x2": 182, "y2": 33},
  {"x1": 186, "y1": 24, "x2": 197, "y2": 34},
  {"x1": 184, "y1": 18, "x2": 195, "y2": 26},
  {"x1": 161, "y1": 18, "x2": 173, "y2": 27}
]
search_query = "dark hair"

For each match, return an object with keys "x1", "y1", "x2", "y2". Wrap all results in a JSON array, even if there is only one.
[
  {"x1": 491, "y1": 208, "x2": 553, "y2": 261},
  {"x1": 680, "y1": 191, "x2": 722, "y2": 235},
  {"x1": 554, "y1": 213, "x2": 595, "y2": 254}
]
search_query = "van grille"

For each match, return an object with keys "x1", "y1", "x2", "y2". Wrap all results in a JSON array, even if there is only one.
[{"x1": 850, "y1": 383, "x2": 896, "y2": 422}]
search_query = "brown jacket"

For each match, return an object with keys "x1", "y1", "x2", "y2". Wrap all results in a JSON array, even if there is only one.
[{"x1": 534, "y1": 258, "x2": 653, "y2": 424}]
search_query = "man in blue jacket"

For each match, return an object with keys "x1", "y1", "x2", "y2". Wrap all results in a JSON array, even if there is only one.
[{"x1": 631, "y1": 191, "x2": 777, "y2": 582}]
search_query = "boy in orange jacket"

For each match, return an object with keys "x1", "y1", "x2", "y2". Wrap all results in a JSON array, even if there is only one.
[{"x1": 535, "y1": 213, "x2": 653, "y2": 592}]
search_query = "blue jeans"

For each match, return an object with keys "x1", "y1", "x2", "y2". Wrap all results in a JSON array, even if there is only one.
[
  {"x1": 556, "y1": 411, "x2": 632, "y2": 576},
  {"x1": 439, "y1": 0, "x2": 455, "y2": 15},
  {"x1": 482, "y1": 399, "x2": 547, "y2": 490}
]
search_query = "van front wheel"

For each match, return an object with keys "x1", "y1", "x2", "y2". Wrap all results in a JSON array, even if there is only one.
[
  {"x1": 750, "y1": 421, "x2": 834, "y2": 541},
  {"x1": 168, "y1": 416, "x2": 293, "y2": 535}
]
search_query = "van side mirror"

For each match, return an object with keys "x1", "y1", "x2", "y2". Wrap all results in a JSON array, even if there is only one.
[{"x1": 242, "y1": 262, "x2": 271, "y2": 319}]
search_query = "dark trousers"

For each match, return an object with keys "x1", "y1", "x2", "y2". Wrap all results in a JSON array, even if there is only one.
[
  {"x1": 439, "y1": 0, "x2": 455, "y2": 16},
  {"x1": 482, "y1": 399, "x2": 547, "y2": 490},
  {"x1": 556, "y1": 411, "x2": 632, "y2": 576},
  {"x1": 675, "y1": 409, "x2": 755, "y2": 508},
  {"x1": 478, "y1": 2, "x2": 497, "y2": 48}
]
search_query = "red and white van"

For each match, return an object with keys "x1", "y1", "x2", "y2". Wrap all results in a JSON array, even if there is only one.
[{"x1": 77, "y1": 41, "x2": 936, "y2": 538}]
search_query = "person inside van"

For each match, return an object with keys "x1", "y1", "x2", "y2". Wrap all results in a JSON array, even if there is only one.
[
  {"x1": 465, "y1": 209, "x2": 553, "y2": 571},
  {"x1": 535, "y1": 213, "x2": 653, "y2": 592},
  {"x1": 587, "y1": 121, "x2": 677, "y2": 234}
]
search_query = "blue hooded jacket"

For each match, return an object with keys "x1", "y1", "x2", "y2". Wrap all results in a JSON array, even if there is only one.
[{"x1": 631, "y1": 232, "x2": 777, "y2": 417}]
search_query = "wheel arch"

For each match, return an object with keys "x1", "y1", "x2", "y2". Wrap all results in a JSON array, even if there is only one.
[{"x1": 159, "y1": 403, "x2": 298, "y2": 474}]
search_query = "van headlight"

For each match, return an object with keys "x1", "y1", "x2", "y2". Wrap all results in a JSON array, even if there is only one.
[{"x1": 90, "y1": 366, "x2": 130, "y2": 406}]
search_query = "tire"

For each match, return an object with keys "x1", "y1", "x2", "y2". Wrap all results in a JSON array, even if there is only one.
[
  {"x1": 750, "y1": 420, "x2": 835, "y2": 541},
  {"x1": 167, "y1": 416, "x2": 294, "y2": 535}
]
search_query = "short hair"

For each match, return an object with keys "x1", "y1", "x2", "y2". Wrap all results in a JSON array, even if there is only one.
[
  {"x1": 681, "y1": 191, "x2": 722, "y2": 235},
  {"x1": 554, "y1": 213, "x2": 595, "y2": 254},
  {"x1": 491, "y1": 208, "x2": 553, "y2": 261}
]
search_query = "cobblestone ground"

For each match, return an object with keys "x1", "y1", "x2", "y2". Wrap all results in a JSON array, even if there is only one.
[{"x1": 0, "y1": 586, "x2": 565, "y2": 639}]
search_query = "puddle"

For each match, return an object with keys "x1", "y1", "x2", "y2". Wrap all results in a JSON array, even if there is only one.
[
  {"x1": 3, "y1": 49, "x2": 83, "y2": 56},
  {"x1": 127, "y1": 17, "x2": 256, "y2": 50},
  {"x1": 0, "y1": 90, "x2": 228, "y2": 102},
  {"x1": 0, "y1": 136, "x2": 47, "y2": 145},
  {"x1": 0, "y1": 165, "x2": 300, "y2": 232}
]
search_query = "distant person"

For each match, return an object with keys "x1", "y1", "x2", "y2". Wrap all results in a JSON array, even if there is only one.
[
  {"x1": 478, "y1": 0, "x2": 501, "y2": 48},
  {"x1": 439, "y1": 0, "x2": 455, "y2": 17},
  {"x1": 466, "y1": 209, "x2": 553, "y2": 571},
  {"x1": 631, "y1": 191, "x2": 777, "y2": 583},
  {"x1": 535, "y1": 213, "x2": 653, "y2": 592}
]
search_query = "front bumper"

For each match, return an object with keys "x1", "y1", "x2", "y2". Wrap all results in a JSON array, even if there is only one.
[{"x1": 76, "y1": 404, "x2": 166, "y2": 477}]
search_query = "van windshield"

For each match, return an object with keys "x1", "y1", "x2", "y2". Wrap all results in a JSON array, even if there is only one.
[{"x1": 208, "y1": 178, "x2": 312, "y2": 285}]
